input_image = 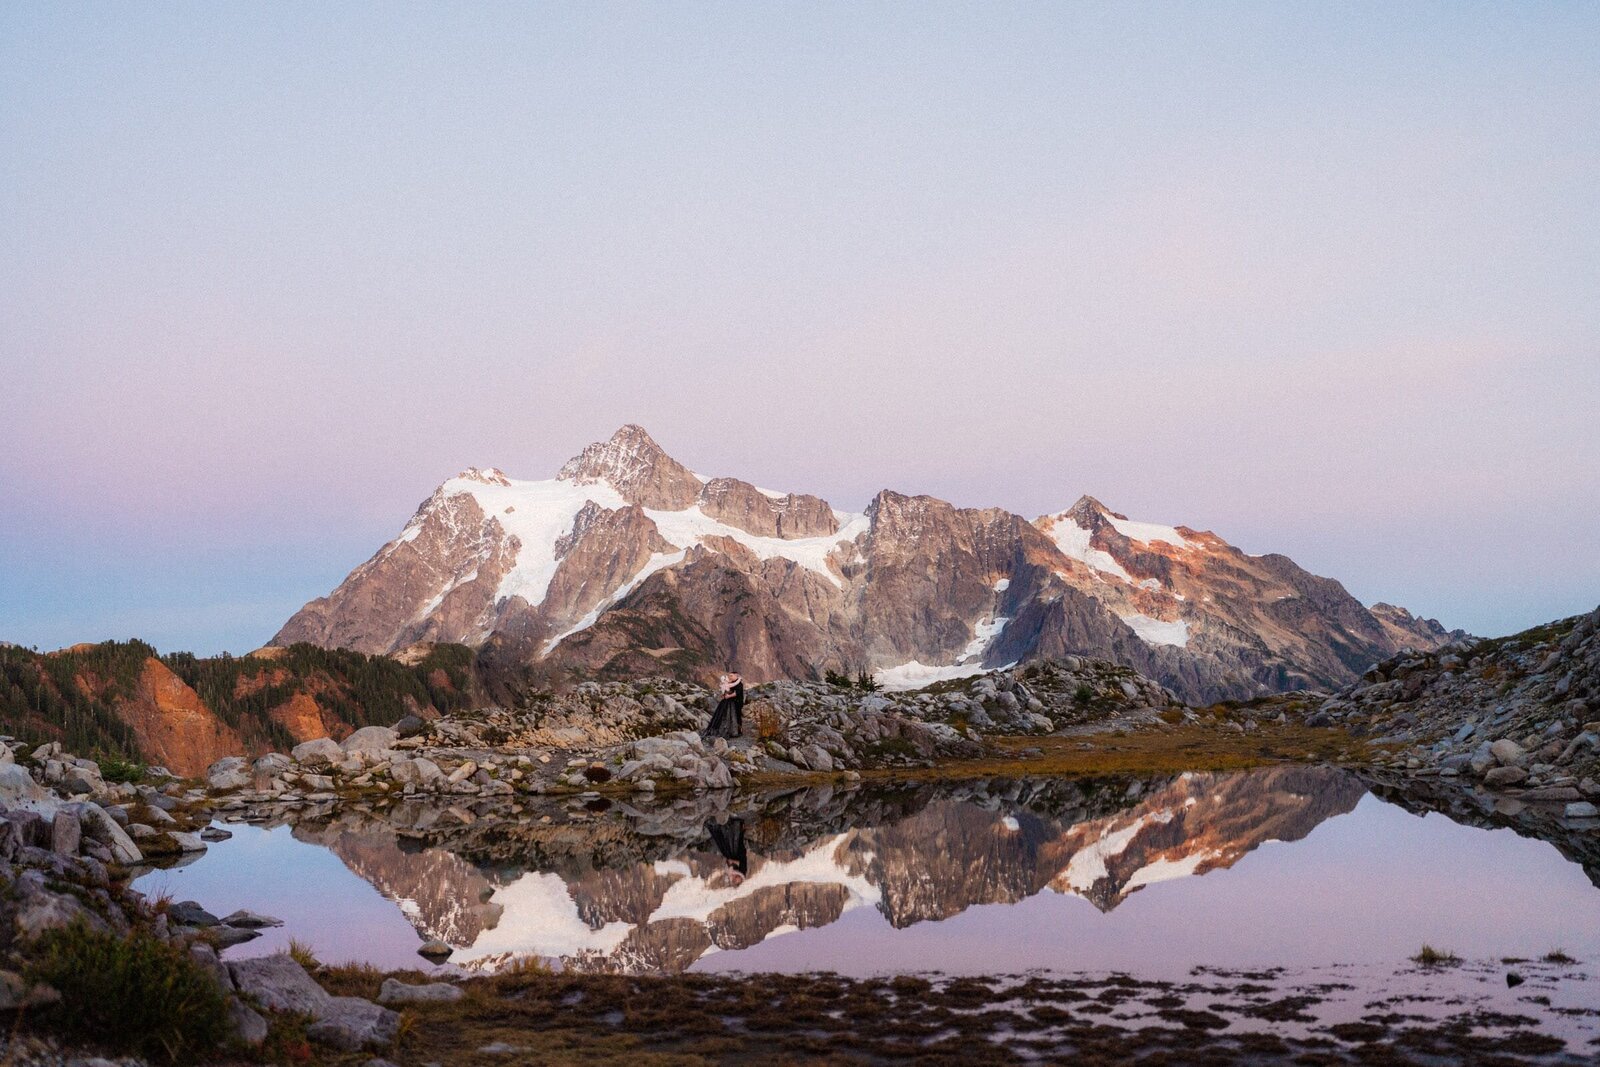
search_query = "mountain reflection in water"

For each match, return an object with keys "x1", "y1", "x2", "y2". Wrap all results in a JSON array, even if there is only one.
[{"x1": 158, "y1": 767, "x2": 1383, "y2": 975}]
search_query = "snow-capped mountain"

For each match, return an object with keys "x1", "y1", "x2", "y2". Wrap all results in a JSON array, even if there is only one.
[{"x1": 274, "y1": 425, "x2": 1460, "y2": 702}]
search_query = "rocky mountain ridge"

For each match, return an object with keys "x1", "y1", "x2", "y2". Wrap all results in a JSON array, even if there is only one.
[
  {"x1": 0, "y1": 641, "x2": 480, "y2": 775},
  {"x1": 277, "y1": 426, "x2": 1461, "y2": 703}
]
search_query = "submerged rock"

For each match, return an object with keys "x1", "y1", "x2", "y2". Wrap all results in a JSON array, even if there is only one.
[
  {"x1": 221, "y1": 909, "x2": 284, "y2": 928},
  {"x1": 417, "y1": 939, "x2": 452, "y2": 961}
]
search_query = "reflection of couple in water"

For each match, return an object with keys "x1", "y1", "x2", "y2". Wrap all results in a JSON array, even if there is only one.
[{"x1": 706, "y1": 816, "x2": 748, "y2": 886}]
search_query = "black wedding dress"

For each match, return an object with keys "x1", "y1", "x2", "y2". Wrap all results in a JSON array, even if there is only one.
[{"x1": 704, "y1": 678, "x2": 745, "y2": 739}]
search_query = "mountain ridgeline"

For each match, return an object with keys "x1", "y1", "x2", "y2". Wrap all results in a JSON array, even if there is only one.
[
  {"x1": 0, "y1": 640, "x2": 479, "y2": 775},
  {"x1": 275, "y1": 425, "x2": 1461, "y2": 702}
]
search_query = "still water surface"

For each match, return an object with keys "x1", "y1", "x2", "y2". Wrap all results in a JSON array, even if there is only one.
[{"x1": 135, "y1": 767, "x2": 1600, "y2": 978}]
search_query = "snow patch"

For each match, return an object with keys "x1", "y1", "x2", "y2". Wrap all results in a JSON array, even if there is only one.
[
  {"x1": 1059, "y1": 811, "x2": 1175, "y2": 892},
  {"x1": 650, "y1": 834, "x2": 880, "y2": 924},
  {"x1": 874, "y1": 661, "x2": 989, "y2": 690},
  {"x1": 415, "y1": 568, "x2": 480, "y2": 621},
  {"x1": 436, "y1": 475, "x2": 628, "y2": 609},
  {"x1": 1124, "y1": 849, "x2": 1213, "y2": 891},
  {"x1": 957, "y1": 615, "x2": 1010, "y2": 664},
  {"x1": 399, "y1": 472, "x2": 866, "y2": 631},
  {"x1": 1118, "y1": 613, "x2": 1190, "y2": 649},
  {"x1": 874, "y1": 610, "x2": 1012, "y2": 690},
  {"x1": 1105, "y1": 515, "x2": 1194, "y2": 549},
  {"x1": 993, "y1": 578, "x2": 1011, "y2": 592},
  {"x1": 645, "y1": 506, "x2": 868, "y2": 590}
]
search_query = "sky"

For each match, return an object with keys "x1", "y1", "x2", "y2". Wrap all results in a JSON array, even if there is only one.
[{"x1": 2, "y1": 2, "x2": 1597, "y2": 655}]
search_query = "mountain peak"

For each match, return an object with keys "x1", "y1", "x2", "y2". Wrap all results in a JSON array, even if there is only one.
[
  {"x1": 556, "y1": 425, "x2": 701, "y2": 510},
  {"x1": 1063, "y1": 495, "x2": 1120, "y2": 525},
  {"x1": 454, "y1": 467, "x2": 511, "y2": 487}
]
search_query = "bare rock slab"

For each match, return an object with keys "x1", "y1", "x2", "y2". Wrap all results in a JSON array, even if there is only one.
[
  {"x1": 228, "y1": 954, "x2": 331, "y2": 1015},
  {"x1": 378, "y1": 977, "x2": 464, "y2": 1005},
  {"x1": 306, "y1": 997, "x2": 401, "y2": 1051}
]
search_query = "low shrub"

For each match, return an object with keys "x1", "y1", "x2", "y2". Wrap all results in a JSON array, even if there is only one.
[
  {"x1": 750, "y1": 703, "x2": 786, "y2": 743},
  {"x1": 96, "y1": 753, "x2": 147, "y2": 784},
  {"x1": 1411, "y1": 944, "x2": 1460, "y2": 967},
  {"x1": 26, "y1": 920, "x2": 230, "y2": 1062},
  {"x1": 287, "y1": 937, "x2": 320, "y2": 970}
]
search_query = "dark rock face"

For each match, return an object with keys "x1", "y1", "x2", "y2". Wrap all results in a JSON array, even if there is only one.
[
  {"x1": 277, "y1": 426, "x2": 1461, "y2": 703},
  {"x1": 542, "y1": 504, "x2": 677, "y2": 635},
  {"x1": 275, "y1": 482, "x2": 518, "y2": 655},
  {"x1": 511, "y1": 547, "x2": 846, "y2": 685},
  {"x1": 696, "y1": 477, "x2": 838, "y2": 539},
  {"x1": 852, "y1": 491, "x2": 1046, "y2": 666}
]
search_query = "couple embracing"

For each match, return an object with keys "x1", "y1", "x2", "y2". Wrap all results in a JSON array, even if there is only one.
[{"x1": 702, "y1": 669, "x2": 744, "y2": 739}]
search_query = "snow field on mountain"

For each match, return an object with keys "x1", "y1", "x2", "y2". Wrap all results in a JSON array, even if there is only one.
[
  {"x1": 440, "y1": 475, "x2": 629, "y2": 609},
  {"x1": 1104, "y1": 515, "x2": 1194, "y2": 549},
  {"x1": 1060, "y1": 810, "x2": 1174, "y2": 893},
  {"x1": 1117, "y1": 613, "x2": 1191, "y2": 648},
  {"x1": 1044, "y1": 515, "x2": 1135, "y2": 582},
  {"x1": 419, "y1": 474, "x2": 870, "y2": 633},
  {"x1": 650, "y1": 835, "x2": 880, "y2": 924},
  {"x1": 458, "y1": 835, "x2": 883, "y2": 964},
  {"x1": 957, "y1": 615, "x2": 1011, "y2": 664},
  {"x1": 874, "y1": 609, "x2": 1014, "y2": 690},
  {"x1": 874, "y1": 660, "x2": 992, "y2": 691},
  {"x1": 455, "y1": 870, "x2": 634, "y2": 963},
  {"x1": 643, "y1": 506, "x2": 869, "y2": 589}
]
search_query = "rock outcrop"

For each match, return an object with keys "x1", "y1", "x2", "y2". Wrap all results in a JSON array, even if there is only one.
[
  {"x1": 0, "y1": 734, "x2": 400, "y2": 1059},
  {"x1": 1300, "y1": 605, "x2": 1600, "y2": 813},
  {"x1": 114, "y1": 659, "x2": 244, "y2": 777}
]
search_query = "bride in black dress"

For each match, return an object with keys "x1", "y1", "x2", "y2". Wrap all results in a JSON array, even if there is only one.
[{"x1": 703, "y1": 670, "x2": 745, "y2": 739}]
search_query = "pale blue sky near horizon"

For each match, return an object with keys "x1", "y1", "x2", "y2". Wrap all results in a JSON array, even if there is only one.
[{"x1": 3, "y1": 2, "x2": 1598, "y2": 655}]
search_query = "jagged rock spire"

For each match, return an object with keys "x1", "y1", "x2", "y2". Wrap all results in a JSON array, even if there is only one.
[{"x1": 556, "y1": 425, "x2": 702, "y2": 510}]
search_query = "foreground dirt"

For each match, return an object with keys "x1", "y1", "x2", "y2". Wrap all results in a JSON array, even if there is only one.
[{"x1": 303, "y1": 962, "x2": 1598, "y2": 1066}]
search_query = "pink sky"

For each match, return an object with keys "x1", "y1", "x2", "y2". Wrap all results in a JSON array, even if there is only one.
[{"x1": 3, "y1": 3, "x2": 1597, "y2": 653}]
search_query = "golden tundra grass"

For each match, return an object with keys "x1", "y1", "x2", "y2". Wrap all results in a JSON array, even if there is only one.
[{"x1": 745, "y1": 720, "x2": 1380, "y2": 790}]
